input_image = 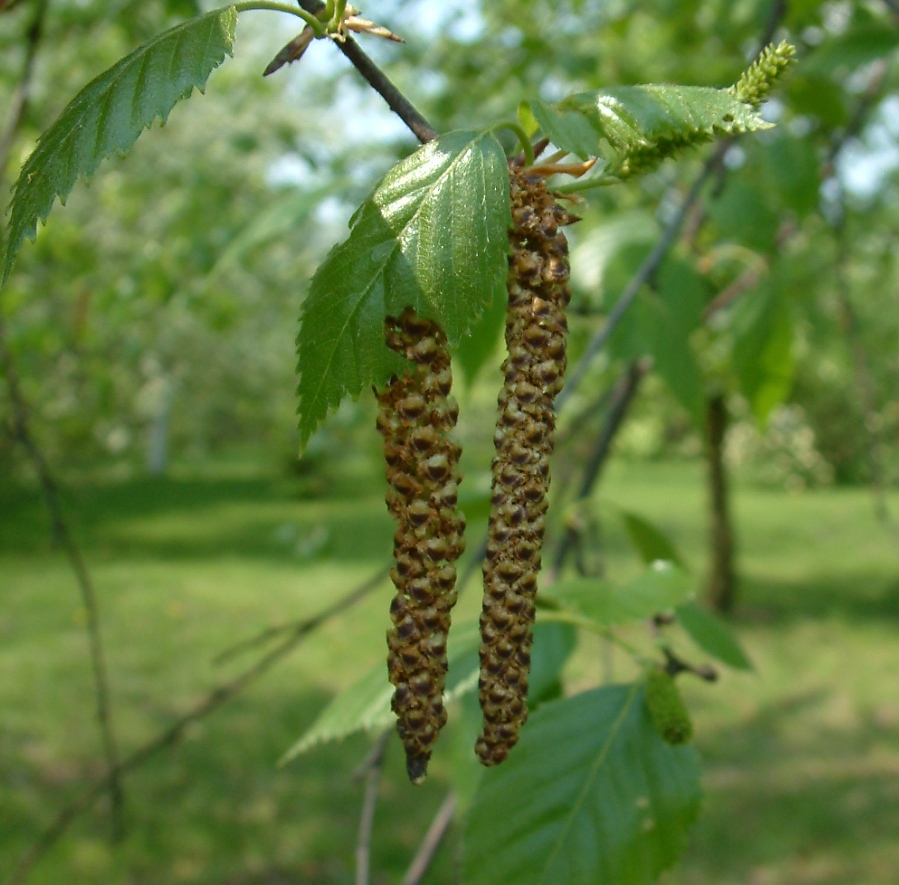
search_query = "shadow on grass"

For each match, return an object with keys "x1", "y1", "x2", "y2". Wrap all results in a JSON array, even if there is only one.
[
  {"x1": 0, "y1": 471, "x2": 393, "y2": 564},
  {"x1": 683, "y1": 691, "x2": 899, "y2": 883},
  {"x1": 737, "y1": 572, "x2": 899, "y2": 624}
]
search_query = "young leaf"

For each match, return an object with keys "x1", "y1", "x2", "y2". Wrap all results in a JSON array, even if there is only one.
[
  {"x1": 295, "y1": 129, "x2": 510, "y2": 448},
  {"x1": 542, "y1": 561, "x2": 693, "y2": 628},
  {"x1": 676, "y1": 601, "x2": 753, "y2": 671},
  {"x1": 1, "y1": 8, "x2": 238, "y2": 285},
  {"x1": 462, "y1": 683, "x2": 702, "y2": 885},
  {"x1": 551, "y1": 85, "x2": 771, "y2": 176}
]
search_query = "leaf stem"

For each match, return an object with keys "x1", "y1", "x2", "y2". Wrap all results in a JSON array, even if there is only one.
[
  {"x1": 494, "y1": 120, "x2": 535, "y2": 166},
  {"x1": 233, "y1": 0, "x2": 324, "y2": 32}
]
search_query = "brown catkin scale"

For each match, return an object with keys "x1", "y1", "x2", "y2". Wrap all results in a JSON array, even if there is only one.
[
  {"x1": 476, "y1": 168, "x2": 576, "y2": 767},
  {"x1": 375, "y1": 308, "x2": 465, "y2": 784}
]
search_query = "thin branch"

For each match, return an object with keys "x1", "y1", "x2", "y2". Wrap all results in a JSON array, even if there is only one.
[
  {"x1": 294, "y1": 0, "x2": 437, "y2": 144},
  {"x1": 4, "y1": 566, "x2": 386, "y2": 885},
  {"x1": 551, "y1": 360, "x2": 650, "y2": 577},
  {"x1": 214, "y1": 564, "x2": 389, "y2": 665},
  {"x1": 0, "y1": 0, "x2": 126, "y2": 845},
  {"x1": 0, "y1": 0, "x2": 48, "y2": 178},
  {"x1": 556, "y1": 147, "x2": 724, "y2": 412},
  {"x1": 2, "y1": 324, "x2": 127, "y2": 863},
  {"x1": 758, "y1": 0, "x2": 788, "y2": 50},
  {"x1": 400, "y1": 792, "x2": 458, "y2": 885},
  {"x1": 354, "y1": 729, "x2": 390, "y2": 885}
]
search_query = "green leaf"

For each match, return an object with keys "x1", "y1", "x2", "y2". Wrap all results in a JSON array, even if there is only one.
[
  {"x1": 462, "y1": 684, "x2": 702, "y2": 885},
  {"x1": 784, "y1": 74, "x2": 849, "y2": 127},
  {"x1": 676, "y1": 601, "x2": 753, "y2": 671},
  {"x1": 455, "y1": 281, "x2": 506, "y2": 387},
  {"x1": 544, "y1": 561, "x2": 693, "y2": 628},
  {"x1": 205, "y1": 183, "x2": 339, "y2": 282},
  {"x1": 762, "y1": 136, "x2": 821, "y2": 219},
  {"x1": 610, "y1": 288, "x2": 705, "y2": 425},
  {"x1": 281, "y1": 619, "x2": 571, "y2": 761},
  {"x1": 570, "y1": 210, "x2": 658, "y2": 297},
  {"x1": 528, "y1": 621, "x2": 578, "y2": 708},
  {"x1": 295, "y1": 129, "x2": 510, "y2": 447},
  {"x1": 449, "y1": 620, "x2": 577, "y2": 814},
  {"x1": 530, "y1": 99, "x2": 602, "y2": 160},
  {"x1": 707, "y1": 179, "x2": 780, "y2": 254},
  {"x1": 1, "y1": 8, "x2": 237, "y2": 285},
  {"x1": 619, "y1": 510, "x2": 686, "y2": 569},
  {"x1": 731, "y1": 280, "x2": 794, "y2": 426},
  {"x1": 281, "y1": 620, "x2": 481, "y2": 762},
  {"x1": 556, "y1": 85, "x2": 771, "y2": 175}
]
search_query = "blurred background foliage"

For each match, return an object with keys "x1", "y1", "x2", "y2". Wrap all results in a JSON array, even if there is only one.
[
  {"x1": 2, "y1": 0, "x2": 899, "y2": 883},
  {"x1": 2, "y1": 0, "x2": 897, "y2": 492}
]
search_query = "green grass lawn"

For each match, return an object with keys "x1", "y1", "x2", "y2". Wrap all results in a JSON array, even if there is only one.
[{"x1": 1, "y1": 456, "x2": 898, "y2": 885}]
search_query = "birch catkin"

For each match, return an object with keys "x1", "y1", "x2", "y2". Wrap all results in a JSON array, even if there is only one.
[
  {"x1": 376, "y1": 308, "x2": 465, "y2": 784},
  {"x1": 476, "y1": 169, "x2": 575, "y2": 766}
]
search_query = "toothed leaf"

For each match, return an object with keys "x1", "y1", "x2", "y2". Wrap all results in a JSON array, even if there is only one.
[
  {"x1": 295, "y1": 129, "x2": 510, "y2": 448},
  {"x1": 542, "y1": 85, "x2": 771, "y2": 176},
  {"x1": 1, "y1": 8, "x2": 237, "y2": 285}
]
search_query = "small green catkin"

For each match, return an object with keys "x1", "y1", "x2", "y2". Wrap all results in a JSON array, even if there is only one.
[
  {"x1": 645, "y1": 669, "x2": 694, "y2": 746},
  {"x1": 475, "y1": 168, "x2": 577, "y2": 767},
  {"x1": 730, "y1": 40, "x2": 796, "y2": 110},
  {"x1": 375, "y1": 308, "x2": 466, "y2": 784}
]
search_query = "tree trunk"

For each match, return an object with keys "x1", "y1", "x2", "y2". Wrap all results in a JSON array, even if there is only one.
[{"x1": 705, "y1": 393, "x2": 736, "y2": 613}]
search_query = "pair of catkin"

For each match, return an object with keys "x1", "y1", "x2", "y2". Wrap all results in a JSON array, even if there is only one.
[{"x1": 376, "y1": 169, "x2": 574, "y2": 781}]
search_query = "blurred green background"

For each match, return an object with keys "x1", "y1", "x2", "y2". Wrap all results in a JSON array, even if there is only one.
[{"x1": 2, "y1": 0, "x2": 898, "y2": 883}]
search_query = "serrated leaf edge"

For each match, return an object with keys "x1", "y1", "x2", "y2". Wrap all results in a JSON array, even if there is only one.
[{"x1": 2, "y1": 7, "x2": 237, "y2": 285}]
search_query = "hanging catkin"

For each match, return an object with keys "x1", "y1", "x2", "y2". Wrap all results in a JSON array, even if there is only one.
[
  {"x1": 375, "y1": 308, "x2": 465, "y2": 784},
  {"x1": 476, "y1": 168, "x2": 575, "y2": 766}
]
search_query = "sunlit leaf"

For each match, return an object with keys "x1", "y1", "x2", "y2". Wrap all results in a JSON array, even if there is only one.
[
  {"x1": 295, "y1": 129, "x2": 510, "y2": 447},
  {"x1": 539, "y1": 85, "x2": 770, "y2": 175}
]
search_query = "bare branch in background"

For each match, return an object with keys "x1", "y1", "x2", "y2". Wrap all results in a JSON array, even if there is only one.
[
  {"x1": 400, "y1": 793, "x2": 458, "y2": 885},
  {"x1": 214, "y1": 564, "x2": 389, "y2": 665},
  {"x1": 3, "y1": 566, "x2": 386, "y2": 885},
  {"x1": 0, "y1": 0, "x2": 126, "y2": 846},
  {"x1": 551, "y1": 360, "x2": 651, "y2": 577},
  {"x1": 354, "y1": 730, "x2": 391, "y2": 885}
]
